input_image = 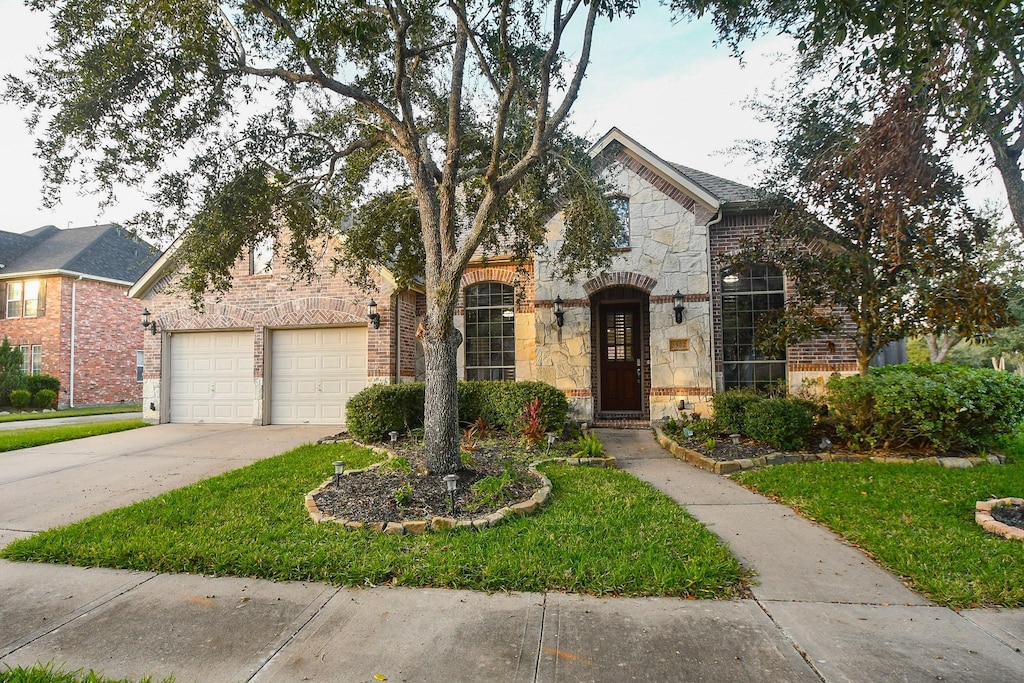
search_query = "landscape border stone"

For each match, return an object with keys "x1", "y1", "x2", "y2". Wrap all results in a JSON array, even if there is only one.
[
  {"x1": 975, "y1": 498, "x2": 1024, "y2": 541},
  {"x1": 304, "y1": 438, "x2": 617, "y2": 534},
  {"x1": 652, "y1": 426, "x2": 1003, "y2": 474}
]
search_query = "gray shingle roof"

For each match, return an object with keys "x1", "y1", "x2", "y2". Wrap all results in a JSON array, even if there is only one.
[
  {"x1": 0, "y1": 224, "x2": 158, "y2": 283},
  {"x1": 670, "y1": 164, "x2": 761, "y2": 206}
]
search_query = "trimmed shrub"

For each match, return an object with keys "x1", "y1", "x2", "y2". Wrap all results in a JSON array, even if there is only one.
[
  {"x1": 740, "y1": 398, "x2": 815, "y2": 450},
  {"x1": 345, "y1": 383, "x2": 425, "y2": 442},
  {"x1": 0, "y1": 338, "x2": 24, "y2": 405},
  {"x1": 10, "y1": 389, "x2": 31, "y2": 409},
  {"x1": 710, "y1": 388, "x2": 764, "y2": 434},
  {"x1": 345, "y1": 380, "x2": 569, "y2": 442},
  {"x1": 33, "y1": 389, "x2": 57, "y2": 409},
  {"x1": 827, "y1": 364, "x2": 1024, "y2": 452},
  {"x1": 22, "y1": 374, "x2": 60, "y2": 396}
]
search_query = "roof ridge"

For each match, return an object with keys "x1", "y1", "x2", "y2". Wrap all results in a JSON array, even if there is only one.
[{"x1": 61, "y1": 224, "x2": 122, "y2": 272}]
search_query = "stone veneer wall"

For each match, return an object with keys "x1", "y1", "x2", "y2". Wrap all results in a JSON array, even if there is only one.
[
  {"x1": 533, "y1": 152, "x2": 717, "y2": 422},
  {"x1": 139, "y1": 241, "x2": 410, "y2": 424},
  {"x1": 0, "y1": 275, "x2": 145, "y2": 407},
  {"x1": 709, "y1": 213, "x2": 859, "y2": 395}
]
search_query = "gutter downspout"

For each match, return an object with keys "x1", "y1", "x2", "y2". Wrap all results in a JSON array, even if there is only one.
[
  {"x1": 69, "y1": 275, "x2": 84, "y2": 407},
  {"x1": 704, "y1": 209, "x2": 723, "y2": 396}
]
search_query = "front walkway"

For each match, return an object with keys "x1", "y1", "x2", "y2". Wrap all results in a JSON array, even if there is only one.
[{"x1": 600, "y1": 428, "x2": 1024, "y2": 682}]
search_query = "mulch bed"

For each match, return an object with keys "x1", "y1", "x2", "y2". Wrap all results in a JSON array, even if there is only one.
[
  {"x1": 992, "y1": 504, "x2": 1024, "y2": 530},
  {"x1": 313, "y1": 435, "x2": 543, "y2": 523}
]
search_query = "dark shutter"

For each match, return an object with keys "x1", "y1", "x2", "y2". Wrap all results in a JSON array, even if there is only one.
[{"x1": 0, "y1": 282, "x2": 5, "y2": 320}]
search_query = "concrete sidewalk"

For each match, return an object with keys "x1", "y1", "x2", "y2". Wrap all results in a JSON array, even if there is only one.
[
  {"x1": 0, "y1": 412, "x2": 144, "y2": 430},
  {"x1": 1, "y1": 427, "x2": 1023, "y2": 681}
]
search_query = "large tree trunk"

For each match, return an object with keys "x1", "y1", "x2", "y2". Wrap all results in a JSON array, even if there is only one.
[
  {"x1": 987, "y1": 128, "x2": 1024, "y2": 240},
  {"x1": 421, "y1": 278, "x2": 463, "y2": 474}
]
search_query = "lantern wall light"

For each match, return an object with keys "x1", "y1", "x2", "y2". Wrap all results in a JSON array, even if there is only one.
[
  {"x1": 368, "y1": 299, "x2": 381, "y2": 329},
  {"x1": 553, "y1": 295, "x2": 565, "y2": 328},
  {"x1": 672, "y1": 290, "x2": 685, "y2": 324},
  {"x1": 141, "y1": 308, "x2": 158, "y2": 335}
]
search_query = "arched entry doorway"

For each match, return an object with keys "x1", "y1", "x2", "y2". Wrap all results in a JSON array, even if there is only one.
[{"x1": 590, "y1": 286, "x2": 651, "y2": 420}]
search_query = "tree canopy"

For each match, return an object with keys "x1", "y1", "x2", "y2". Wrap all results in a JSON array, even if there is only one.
[
  {"x1": 674, "y1": 0, "x2": 1024, "y2": 238},
  {"x1": 735, "y1": 82, "x2": 1011, "y2": 374},
  {"x1": 7, "y1": 0, "x2": 635, "y2": 471}
]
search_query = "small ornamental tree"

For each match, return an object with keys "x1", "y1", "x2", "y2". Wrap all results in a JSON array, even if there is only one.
[
  {"x1": 6, "y1": 0, "x2": 642, "y2": 472},
  {"x1": 0, "y1": 338, "x2": 25, "y2": 405},
  {"x1": 736, "y1": 85, "x2": 1011, "y2": 375}
]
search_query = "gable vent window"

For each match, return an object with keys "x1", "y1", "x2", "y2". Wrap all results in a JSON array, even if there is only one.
[
  {"x1": 464, "y1": 282, "x2": 515, "y2": 381},
  {"x1": 250, "y1": 236, "x2": 274, "y2": 275},
  {"x1": 721, "y1": 264, "x2": 786, "y2": 390},
  {"x1": 609, "y1": 196, "x2": 630, "y2": 248}
]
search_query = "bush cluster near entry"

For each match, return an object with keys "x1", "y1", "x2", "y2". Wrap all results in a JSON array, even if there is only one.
[
  {"x1": 709, "y1": 389, "x2": 816, "y2": 451},
  {"x1": 345, "y1": 380, "x2": 569, "y2": 441},
  {"x1": 827, "y1": 364, "x2": 1024, "y2": 452}
]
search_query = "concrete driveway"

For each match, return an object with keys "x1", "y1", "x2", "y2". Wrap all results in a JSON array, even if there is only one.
[{"x1": 0, "y1": 423, "x2": 332, "y2": 548}]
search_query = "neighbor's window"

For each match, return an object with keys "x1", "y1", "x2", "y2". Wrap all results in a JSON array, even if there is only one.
[
  {"x1": 721, "y1": 264, "x2": 786, "y2": 390},
  {"x1": 464, "y1": 282, "x2": 515, "y2": 381},
  {"x1": 19, "y1": 344, "x2": 42, "y2": 375},
  {"x1": 609, "y1": 196, "x2": 630, "y2": 248},
  {"x1": 136, "y1": 350, "x2": 145, "y2": 383},
  {"x1": 4, "y1": 280, "x2": 45, "y2": 318},
  {"x1": 250, "y1": 236, "x2": 273, "y2": 275}
]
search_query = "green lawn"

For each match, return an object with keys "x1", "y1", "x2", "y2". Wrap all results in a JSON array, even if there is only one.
[
  {"x1": 0, "y1": 420, "x2": 149, "y2": 452},
  {"x1": 734, "y1": 458, "x2": 1024, "y2": 608},
  {"x1": 1, "y1": 442, "x2": 745, "y2": 598},
  {"x1": 0, "y1": 405, "x2": 141, "y2": 424}
]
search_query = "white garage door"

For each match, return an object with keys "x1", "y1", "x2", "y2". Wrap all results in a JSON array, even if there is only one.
[
  {"x1": 169, "y1": 331, "x2": 255, "y2": 424},
  {"x1": 270, "y1": 327, "x2": 367, "y2": 425}
]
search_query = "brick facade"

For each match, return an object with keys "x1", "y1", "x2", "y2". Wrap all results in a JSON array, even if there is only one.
[{"x1": 0, "y1": 275, "x2": 146, "y2": 407}]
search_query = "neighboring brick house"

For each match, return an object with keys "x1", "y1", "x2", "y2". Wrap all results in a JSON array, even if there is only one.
[
  {"x1": 131, "y1": 127, "x2": 862, "y2": 428},
  {"x1": 0, "y1": 224, "x2": 158, "y2": 407}
]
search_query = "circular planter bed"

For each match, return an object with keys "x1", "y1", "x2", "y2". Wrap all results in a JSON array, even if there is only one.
[{"x1": 975, "y1": 498, "x2": 1024, "y2": 540}]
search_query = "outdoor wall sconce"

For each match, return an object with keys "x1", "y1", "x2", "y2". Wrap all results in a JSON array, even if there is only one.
[
  {"x1": 333, "y1": 460, "x2": 345, "y2": 487},
  {"x1": 672, "y1": 290, "x2": 685, "y2": 324},
  {"x1": 443, "y1": 473, "x2": 459, "y2": 514},
  {"x1": 140, "y1": 308, "x2": 158, "y2": 335},
  {"x1": 553, "y1": 295, "x2": 565, "y2": 327},
  {"x1": 367, "y1": 299, "x2": 380, "y2": 329}
]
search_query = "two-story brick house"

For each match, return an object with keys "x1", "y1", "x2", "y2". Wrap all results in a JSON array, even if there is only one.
[
  {"x1": 131, "y1": 128, "x2": 860, "y2": 427},
  {"x1": 0, "y1": 224, "x2": 159, "y2": 407}
]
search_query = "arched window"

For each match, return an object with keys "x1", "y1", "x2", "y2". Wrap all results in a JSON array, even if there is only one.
[
  {"x1": 721, "y1": 264, "x2": 786, "y2": 390},
  {"x1": 464, "y1": 282, "x2": 515, "y2": 380}
]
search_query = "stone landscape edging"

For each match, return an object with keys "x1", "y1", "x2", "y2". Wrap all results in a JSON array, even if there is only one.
[
  {"x1": 653, "y1": 426, "x2": 1003, "y2": 474},
  {"x1": 975, "y1": 498, "x2": 1024, "y2": 540},
  {"x1": 304, "y1": 439, "x2": 617, "y2": 534}
]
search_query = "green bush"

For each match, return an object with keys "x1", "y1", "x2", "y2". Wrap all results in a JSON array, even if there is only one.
[
  {"x1": 0, "y1": 337, "x2": 24, "y2": 405},
  {"x1": 710, "y1": 388, "x2": 764, "y2": 434},
  {"x1": 33, "y1": 389, "x2": 57, "y2": 409},
  {"x1": 22, "y1": 374, "x2": 60, "y2": 396},
  {"x1": 345, "y1": 383, "x2": 425, "y2": 441},
  {"x1": 740, "y1": 398, "x2": 815, "y2": 450},
  {"x1": 10, "y1": 389, "x2": 31, "y2": 409},
  {"x1": 345, "y1": 380, "x2": 569, "y2": 442},
  {"x1": 827, "y1": 364, "x2": 1024, "y2": 451}
]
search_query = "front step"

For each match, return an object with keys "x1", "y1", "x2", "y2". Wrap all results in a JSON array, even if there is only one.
[{"x1": 590, "y1": 419, "x2": 651, "y2": 429}]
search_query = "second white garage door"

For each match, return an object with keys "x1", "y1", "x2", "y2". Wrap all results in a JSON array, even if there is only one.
[{"x1": 270, "y1": 327, "x2": 367, "y2": 425}]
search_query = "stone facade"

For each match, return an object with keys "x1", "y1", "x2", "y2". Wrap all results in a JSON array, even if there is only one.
[{"x1": 0, "y1": 275, "x2": 146, "y2": 407}]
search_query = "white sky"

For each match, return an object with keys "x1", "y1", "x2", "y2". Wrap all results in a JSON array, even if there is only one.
[{"x1": 0, "y1": 2, "x2": 1008, "y2": 235}]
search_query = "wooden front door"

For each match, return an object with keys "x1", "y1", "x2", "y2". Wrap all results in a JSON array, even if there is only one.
[{"x1": 599, "y1": 303, "x2": 643, "y2": 412}]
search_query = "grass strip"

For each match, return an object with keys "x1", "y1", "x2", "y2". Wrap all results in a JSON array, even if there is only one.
[
  {"x1": 0, "y1": 405, "x2": 141, "y2": 424},
  {"x1": 0, "y1": 661, "x2": 172, "y2": 682},
  {"x1": 2, "y1": 442, "x2": 745, "y2": 597},
  {"x1": 734, "y1": 459, "x2": 1024, "y2": 608},
  {"x1": 0, "y1": 420, "x2": 148, "y2": 452}
]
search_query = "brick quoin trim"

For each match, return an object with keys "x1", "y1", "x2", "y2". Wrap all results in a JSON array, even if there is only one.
[
  {"x1": 582, "y1": 272, "x2": 657, "y2": 295},
  {"x1": 790, "y1": 362, "x2": 859, "y2": 373},
  {"x1": 651, "y1": 387, "x2": 714, "y2": 397},
  {"x1": 650, "y1": 293, "x2": 708, "y2": 304},
  {"x1": 564, "y1": 389, "x2": 592, "y2": 397}
]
